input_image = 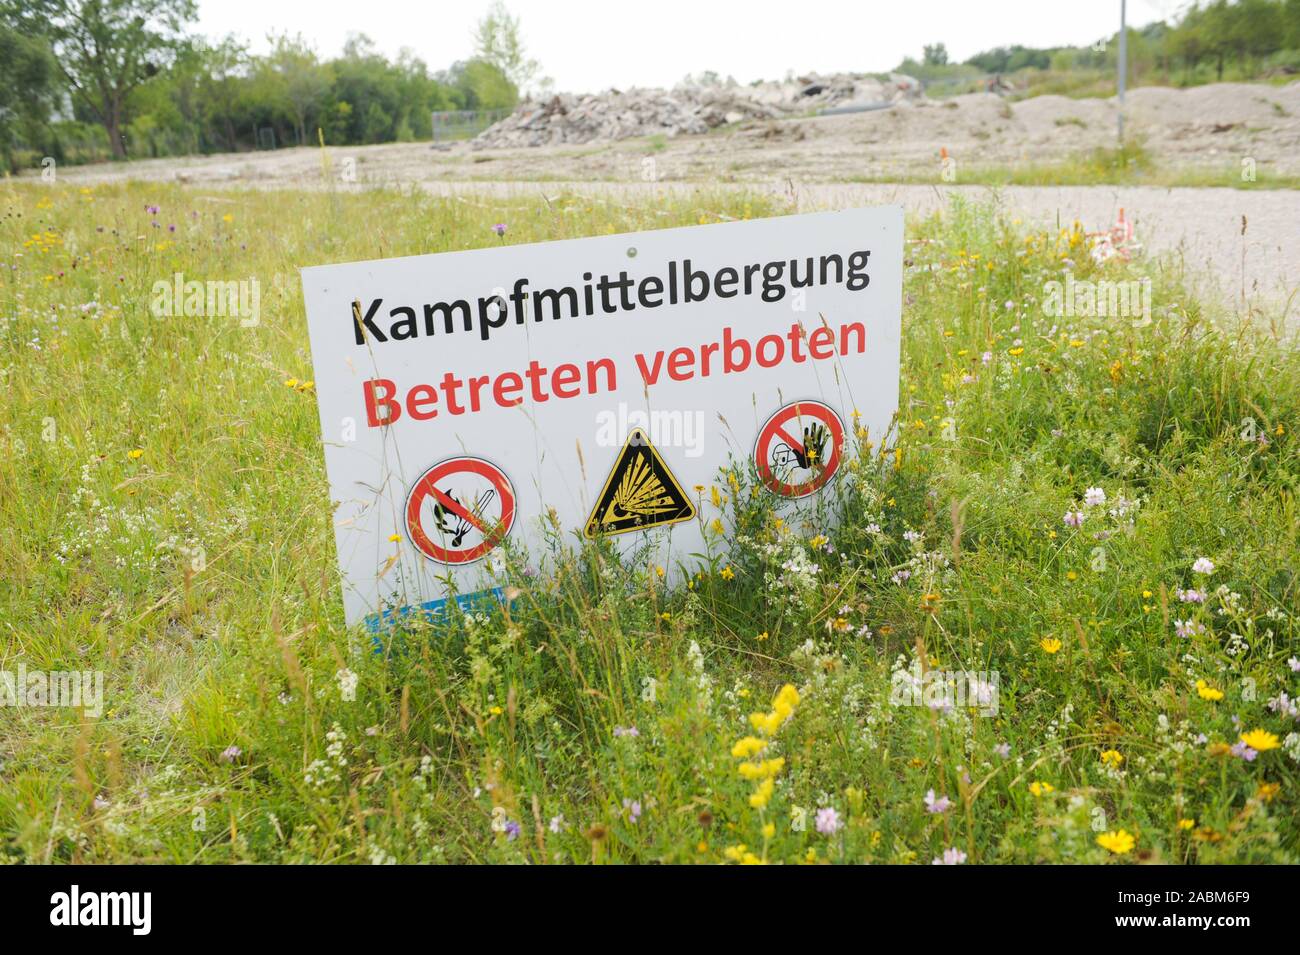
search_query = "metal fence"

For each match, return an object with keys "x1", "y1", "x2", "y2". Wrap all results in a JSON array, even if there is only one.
[{"x1": 430, "y1": 109, "x2": 511, "y2": 142}]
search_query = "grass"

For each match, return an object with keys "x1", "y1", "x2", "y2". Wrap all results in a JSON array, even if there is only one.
[
  {"x1": 850, "y1": 142, "x2": 1300, "y2": 190},
  {"x1": 1, "y1": 180, "x2": 1298, "y2": 864}
]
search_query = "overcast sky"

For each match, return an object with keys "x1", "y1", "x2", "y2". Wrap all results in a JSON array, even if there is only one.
[{"x1": 197, "y1": 0, "x2": 1191, "y2": 93}]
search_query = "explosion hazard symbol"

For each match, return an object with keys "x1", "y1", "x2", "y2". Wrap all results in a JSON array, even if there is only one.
[
  {"x1": 754, "y1": 400, "x2": 846, "y2": 499},
  {"x1": 584, "y1": 428, "x2": 696, "y2": 538},
  {"x1": 405, "y1": 457, "x2": 516, "y2": 564}
]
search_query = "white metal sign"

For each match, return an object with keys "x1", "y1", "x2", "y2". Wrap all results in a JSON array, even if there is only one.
[{"x1": 301, "y1": 207, "x2": 903, "y2": 629}]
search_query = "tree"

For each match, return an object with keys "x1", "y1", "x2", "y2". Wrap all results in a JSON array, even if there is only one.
[
  {"x1": 263, "y1": 33, "x2": 329, "y2": 146},
  {"x1": 1287, "y1": 0, "x2": 1300, "y2": 48},
  {"x1": 195, "y1": 37, "x2": 249, "y2": 151},
  {"x1": 442, "y1": 59, "x2": 517, "y2": 111},
  {"x1": 0, "y1": 22, "x2": 57, "y2": 171},
  {"x1": 923, "y1": 43, "x2": 949, "y2": 66},
  {"x1": 472, "y1": 1, "x2": 541, "y2": 95},
  {"x1": 22, "y1": 0, "x2": 196, "y2": 158}
]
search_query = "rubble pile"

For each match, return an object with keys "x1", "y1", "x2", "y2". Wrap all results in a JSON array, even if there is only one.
[{"x1": 472, "y1": 73, "x2": 923, "y2": 149}]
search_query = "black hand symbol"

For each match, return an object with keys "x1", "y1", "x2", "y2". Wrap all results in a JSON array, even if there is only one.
[{"x1": 793, "y1": 423, "x2": 828, "y2": 469}]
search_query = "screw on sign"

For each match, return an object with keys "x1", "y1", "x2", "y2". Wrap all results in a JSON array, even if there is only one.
[
  {"x1": 754, "y1": 400, "x2": 846, "y2": 499},
  {"x1": 405, "y1": 457, "x2": 516, "y2": 564}
]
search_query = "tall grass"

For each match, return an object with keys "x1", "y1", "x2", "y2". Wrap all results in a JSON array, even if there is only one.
[{"x1": 1, "y1": 181, "x2": 1296, "y2": 863}]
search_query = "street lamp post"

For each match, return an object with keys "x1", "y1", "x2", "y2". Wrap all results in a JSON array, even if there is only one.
[{"x1": 1118, "y1": 0, "x2": 1128, "y2": 143}]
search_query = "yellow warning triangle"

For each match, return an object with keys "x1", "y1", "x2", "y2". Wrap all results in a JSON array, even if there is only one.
[{"x1": 584, "y1": 428, "x2": 696, "y2": 538}]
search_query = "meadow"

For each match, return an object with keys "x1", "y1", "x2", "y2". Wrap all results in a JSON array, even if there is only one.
[{"x1": 1, "y1": 178, "x2": 1297, "y2": 863}]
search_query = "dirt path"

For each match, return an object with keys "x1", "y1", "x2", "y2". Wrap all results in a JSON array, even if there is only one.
[
  {"x1": 42, "y1": 142, "x2": 1299, "y2": 326},
  {"x1": 384, "y1": 179, "x2": 1289, "y2": 310}
]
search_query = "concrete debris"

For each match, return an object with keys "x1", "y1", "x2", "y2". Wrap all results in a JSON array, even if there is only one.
[{"x1": 473, "y1": 73, "x2": 923, "y2": 148}]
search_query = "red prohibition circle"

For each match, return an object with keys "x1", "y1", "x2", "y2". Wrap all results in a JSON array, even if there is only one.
[
  {"x1": 754, "y1": 400, "x2": 846, "y2": 499},
  {"x1": 404, "y1": 457, "x2": 516, "y2": 564}
]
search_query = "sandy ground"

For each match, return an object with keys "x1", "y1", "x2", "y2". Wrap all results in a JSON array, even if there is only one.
[{"x1": 37, "y1": 81, "x2": 1300, "y2": 323}]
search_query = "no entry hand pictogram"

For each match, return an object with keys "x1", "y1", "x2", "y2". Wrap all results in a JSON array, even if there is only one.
[{"x1": 754, "y1": 400, "x2": 845, "y2": 498}]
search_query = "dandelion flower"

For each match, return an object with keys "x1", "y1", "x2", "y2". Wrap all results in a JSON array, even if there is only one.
[
  {"x1": 1096, "y1": 829, "x2": 1135, "y2": 854},
  {"x1": 1040, "y1": 637, "x2": 1062, "y2": 654},
  {"x1": 127, "y1": 448, "x2": 144, "y2": 460},
  {"x1": 1239, "y1": 729, "x2": 1280, "y2": 752}
]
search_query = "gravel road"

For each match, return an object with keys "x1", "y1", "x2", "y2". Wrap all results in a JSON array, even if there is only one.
[
  {"x1": 415, "y1": 179, "x2": 1298, "y2": 322},
  {"x1": 45, "y1": 152, "x2": 1299, "y2": 327}
]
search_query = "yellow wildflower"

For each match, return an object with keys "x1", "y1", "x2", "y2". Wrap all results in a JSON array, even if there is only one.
[
  {"x1": 1096, "y1": 829, "x2": 1135, "y2": 854},
  {"x1": 1239, "y1": 729, "x2": 1280, "y2": 752},
  {"x1": 749, "y1": 778, "x2": 774, "y2": 809},
  {"x1": 1195, "y1": 679, "x2": 1223, "y2": 702},
  {"x1": 1039, "y1": 637, "x2": 1062, "y2": 654},
  {"x1": 731, "y1": 736, "x2": 767, "y2": 759},
  {"x1": 738, "y1": 757, "x2": 785, "y2": 781}
]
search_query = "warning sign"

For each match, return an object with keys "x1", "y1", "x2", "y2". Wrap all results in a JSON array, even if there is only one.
[
  {"x1": 405, "y1": 457, "x2": 515, "y2": 564},
  {"x1": 301, "y1": 206, "x2": 902, "y2": 628},
  {"x1": 754, "y1": 400, "x2": 846, "y2": 498},
  {"x1": 585, "y1": 428, "x2": 695, "y2": 537}
]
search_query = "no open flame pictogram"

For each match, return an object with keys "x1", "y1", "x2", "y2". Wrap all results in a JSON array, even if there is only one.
[{"x1": 405, "y1": 457, "x2": 516, "y2": 564}]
